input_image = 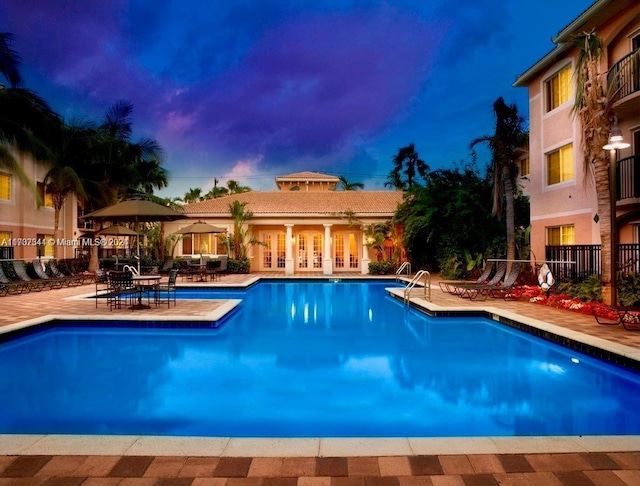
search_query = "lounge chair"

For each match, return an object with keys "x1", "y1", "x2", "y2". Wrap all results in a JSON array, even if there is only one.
[
  {"x1": 155, "y1": 269, "x2": 178, "y2": 307},
  {"x1": 0, "y1": 264, "x2": 29, "y2": 294},
  {"x1": 12, "y1": 260, "x2": 49, "y2": 291},
  {"x1": 31, "y1": 259, "x2": 66, "y2": 288},
  {"x1": 439, "y1": 261, "x2": 495, "y2": 295},
  {"x1": 593, "y1": 305, "x2": 640, "y2": 331},
  {"x1": 486, "y1": 263, "x2": 523, "y2": 300},
  {"x1": 451, "y1": 262, "x2": 507, "y2": 299},
  {"x1": 158, "y1": 257, "x2": 175, "y2": 275},
  {"x1": 49, "y1": 259, "x2": 84, "y2": 286}
]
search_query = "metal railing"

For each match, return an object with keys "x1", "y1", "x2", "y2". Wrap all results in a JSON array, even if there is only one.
[
  {"x1": 608, "y1": 48, "x2": 640, "y2": 100},
  {"x1": 395, "y1": 261, "x2": 411, "y2": 280},
  {"x1": 617, "y1": 155, "x2": 640, "y2": 200},
  {"x1": 545, "y1": 244, "x2": 640, "y2": 281},
  {"x1": 404, "y1": 270, "x2": 430, "y2": 304}
]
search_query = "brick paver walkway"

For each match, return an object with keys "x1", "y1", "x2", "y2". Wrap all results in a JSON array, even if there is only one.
[{"x1": 1, "y1": 272, "x2": 639, "y2": 485}]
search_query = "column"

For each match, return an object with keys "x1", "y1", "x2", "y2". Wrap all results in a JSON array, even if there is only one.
[
  {"x1": 323, "y1": 224, "x2": 333, "y2": 275},
  {"x1": 285, "y1": 224, "x2": 294, "y2": 276},
  {"x1": 361, "y1": 229, "x2": 371, "y2": 275}
]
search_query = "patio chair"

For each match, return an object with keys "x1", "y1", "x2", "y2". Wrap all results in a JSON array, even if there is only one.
[
  {"x1": 94, "y1": 269, "x2": 110, "y2": 308},
  {"x1": 155, "y1": 269, "x2": 178, "y2": 308},
  {"x1": 439, "y1": 261, "x2": 495, "y2": 295},
  {"x1": 218, "y1": 255, "x2": 228, "y2": 275},
  {"x1": 592, "y1": 304, "x2": 640, "y2": 331},
  {"x1": 205, "y1": 259, "x2": 221, "y2": 280},
  {"x1": 106, "y1": 270, "x2": 137, "y2": 310},
  {"x1": 451, "y1": 262, "x2": 507, "y2": 299},
  {"x1": 12, "y1": 260, "x2": 49, "y2": 291}
]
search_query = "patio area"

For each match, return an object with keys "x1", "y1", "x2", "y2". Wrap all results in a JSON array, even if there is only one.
[{"x1": 0, "y1": 272, "x2": 639, "y2": 485}]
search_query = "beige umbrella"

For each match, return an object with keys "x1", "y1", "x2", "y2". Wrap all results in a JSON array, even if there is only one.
[
  {"x1": 83, "y1": 199, "x2": 185, "y2": 272},
  {"x1": 97, "y1": 225, "x2": 139, "y2": 267},
  {"x1": 172, "y1": 221, "x2": 226, "y2": 261}
]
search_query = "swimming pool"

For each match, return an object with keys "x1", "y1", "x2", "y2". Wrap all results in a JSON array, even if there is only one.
[{"x1": 1, "y1": 280, "x2": 640, "y2": 437}]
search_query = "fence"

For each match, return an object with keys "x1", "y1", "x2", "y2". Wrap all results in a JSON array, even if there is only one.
[
  {"x1": 545, "y1": 243, "x2": 640, "y2": 282},
  {"x1": 0, "y1": 246, "x2": 14, "y2": 260}
]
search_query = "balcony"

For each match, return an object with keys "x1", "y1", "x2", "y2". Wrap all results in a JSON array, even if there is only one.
[
  {"x1": 608, "y1": 49, "x2": 640, "y2": 117},
  {"x1": 617, "y1": 155, "x2": 640, "y2": 203}
]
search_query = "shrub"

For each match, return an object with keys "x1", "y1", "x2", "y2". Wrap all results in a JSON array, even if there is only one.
[
  {"x1": 368, "y1": 261, "x2": 394, "y2": 275},
  {"x1": 619, "y1": 273, "x2": 640, "y2": 307},
  {"x1": 557, "y1": 274, "x2": 602, "y2": 302},
  {"x1": 228, "y1": 258, "x2": 250, "y2": 274}
]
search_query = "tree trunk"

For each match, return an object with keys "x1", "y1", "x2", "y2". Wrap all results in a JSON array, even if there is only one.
[
  {"x1": 594, "y1": 154, "x2": 614, "y2": 304},
  {"x1": 503, "y1": 166, "x2": 516, "y2": 275}
]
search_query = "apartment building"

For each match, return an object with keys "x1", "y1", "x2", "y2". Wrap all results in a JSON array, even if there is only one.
[{"x1": 514, "y1": 0, "x2": 640, "y2": 273}]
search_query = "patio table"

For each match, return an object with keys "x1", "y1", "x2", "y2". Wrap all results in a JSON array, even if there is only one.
[{"x1": 131, "y1": 275, "x2": 161, "y2": 310}]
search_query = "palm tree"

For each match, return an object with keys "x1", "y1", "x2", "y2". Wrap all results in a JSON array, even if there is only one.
[
  {"x1": 470, "y1": 97, "x2": 528, "y2": 274},
  {"x1": 387, "y1": 143, "x2": 428, "y2": 190},
  {"x1": 226, "y1": 179, "x2": 252, "y2": 194},
  {"x1": 0, "y1": 33, "x2": 60, "y2": 194},
  {"x1": 205, "y1": 178, "x2": 229, "y2": 199},
  {"x1": 183, "y1": 187, "x2": 203, "y2": 204},
  {"x1": 337, "y1": 175, "x2": 364, "y2": 190},
  {"x1": 571, "y1": 31, "x2": 620, "y2": 305}
]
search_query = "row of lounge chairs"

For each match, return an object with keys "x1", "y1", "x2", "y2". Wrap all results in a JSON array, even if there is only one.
[
  {"x1": 439, "y1": 261, "x2": 523, "y2": 300},
  {"x1": 0, "y1": 260, "x2": 93, "y2": 296}
]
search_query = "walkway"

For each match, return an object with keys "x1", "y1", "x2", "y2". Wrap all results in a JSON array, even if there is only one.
[{"x1": 0, "y1": 273, "x2": 639, "y2": 485}]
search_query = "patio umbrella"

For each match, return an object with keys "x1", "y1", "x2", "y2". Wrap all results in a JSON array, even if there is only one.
[
  {"x1": 82, "y1": 199, "x2": 185, "y2": 272},
  {"x1": 97, "y1": 225, "x2": 138, "y2": 267},
  {"x1": 172, "y1": 221, "x2": 226, "y2": 261}
]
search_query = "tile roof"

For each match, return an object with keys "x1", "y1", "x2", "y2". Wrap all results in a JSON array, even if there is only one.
[
  {"x1": 183, "y1": 191, "x2": 404, "y2": 216},
  {"x1": 275, "y1": 171, "x2": 339, "y2": 181}
]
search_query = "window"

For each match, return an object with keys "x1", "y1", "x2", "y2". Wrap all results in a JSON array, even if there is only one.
[
  {"x1": 519, "y1": 157, "x2": 530, "y2": 177},
  {"x1": 263, "y1": 234, "x2": 272, "y2": 268},
  {"x1": 547, "y1": 144, "x2": 574, "y2": 185},
  {"x1": 37, "y1": 182, "x2": 54, "y2": 207},
  {"x1": 547, "y1": 225, "x2": 575, "y2": 245},
  {"x1": 0, "y1": 173, "x2": 11, "y2": 200},
  {"x1": 37, "y1": 234, "x2": 55, "y2": 257},
  {"x1": 0, "y1": 231, "x2": 10, "y2": 246},
  {"x1": 546, "y1": 65, "x2": 571, "y2": 112}
]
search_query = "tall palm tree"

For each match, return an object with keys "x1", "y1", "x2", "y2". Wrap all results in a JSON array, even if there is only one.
[
  {"x1": 0, "y1": 33, "x2": 60, "y2": 193},
  {"x1": 471, "y1": 97, "x2": 527, "y2": 273},
  {"x1": 387, "y1": 143, "x2": 428, "y2": 190},
  {"x1": 571, "y1": 31, "x2": 622, "y2": 305},
  {"x1": 337, "y1": 175, "x2": 364, "y2": 190}
]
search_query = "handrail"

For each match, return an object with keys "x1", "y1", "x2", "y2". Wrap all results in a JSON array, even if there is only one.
[
  {"x1": 396, "y1": 261, "x2": 411, "y2": 281},
  {"x1": 403, "y1": 269, "x2": 431, "y2": 304},
  {"x1": 122, "y1": 264, "x2": 139, "y2": 276}
]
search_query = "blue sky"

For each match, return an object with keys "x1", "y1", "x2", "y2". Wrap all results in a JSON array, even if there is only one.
[{"x1": 0, "y1": 0, "x2": 593, "y2": 197}]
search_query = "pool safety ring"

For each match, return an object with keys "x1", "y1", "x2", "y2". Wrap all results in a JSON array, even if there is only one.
[{"x1": 538, "y1": 263, "x2": 555, "y2": 291}]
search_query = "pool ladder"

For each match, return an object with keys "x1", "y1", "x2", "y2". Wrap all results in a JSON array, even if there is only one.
[
  {"x1": 396, "y1": 261, "x2": 411, "y2": 281},
  {"x1": 403, "y1": 270, "x2": 431, "y2": 304}
]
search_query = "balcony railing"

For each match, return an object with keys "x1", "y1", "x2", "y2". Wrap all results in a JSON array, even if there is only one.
[
  {"x1": 546, "y1": 244, "x2": 640, "y2": 282},
  {"x1": 608, "y1": 48, "x2": 640, "y2": 100},
  {"x1": 617, "y1": 155, "x2": 640, "y2": 200}
]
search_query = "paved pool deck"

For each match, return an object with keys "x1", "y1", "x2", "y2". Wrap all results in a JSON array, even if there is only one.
[{"x1": 0, "y1": 272, "x2": 639, "y2": 485}]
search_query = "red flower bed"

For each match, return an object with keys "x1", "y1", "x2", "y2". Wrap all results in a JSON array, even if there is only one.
[{"x1": 507, "y1": 285, "x2": 603, "y2": 316}]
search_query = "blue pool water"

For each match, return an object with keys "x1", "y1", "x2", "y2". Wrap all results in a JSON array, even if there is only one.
[{"x1": 1, "y1": 280, "x2": 640, "y2": 437}]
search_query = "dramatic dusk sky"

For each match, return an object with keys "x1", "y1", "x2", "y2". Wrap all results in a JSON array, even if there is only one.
[{"x1": 0, "y1": 0, "x2": 593, "y2": 197}]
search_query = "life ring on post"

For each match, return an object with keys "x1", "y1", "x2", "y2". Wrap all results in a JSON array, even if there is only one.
[{"x1": 537, "y1": 263, "x2": 555, "y2": 291}]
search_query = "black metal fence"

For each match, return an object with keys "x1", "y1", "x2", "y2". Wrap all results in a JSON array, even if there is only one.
[
  {"x1": 545, "y1": 243, "x2": 640, "y2": 282},
  {"x1": 0, "y1": 246, "x2": 14, "y2": 260}
]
